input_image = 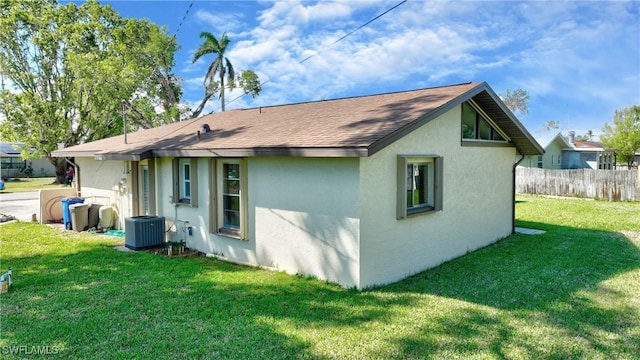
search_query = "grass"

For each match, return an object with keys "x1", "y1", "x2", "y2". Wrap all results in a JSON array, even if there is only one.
[
  {"x1": 1, "y1": 195, "x2": 639, "y2": 359},
  {"x1": 0, "y1": 177, "x2": 61, "y2": 193}
]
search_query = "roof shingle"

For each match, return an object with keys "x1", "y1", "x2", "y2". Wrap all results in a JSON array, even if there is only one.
[{"x1": 54, "y1": 82, "x2": 543, "y2": 160}]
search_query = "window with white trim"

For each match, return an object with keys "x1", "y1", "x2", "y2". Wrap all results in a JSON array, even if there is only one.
[
  {"x1": 397, "y1": 155, "x2": 443, "y2": 219},
  {"x1": 212, "y1": 159, "x2": 247, "y2": 239},
  {"x1": 172, "y1": 158, "x2": 198, "y2": 206},
  {"x1": 141, "y1": 164, "x2": 150, "y2": 215}
]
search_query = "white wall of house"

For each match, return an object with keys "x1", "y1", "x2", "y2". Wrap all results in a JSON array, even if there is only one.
[
  {"x1": 359, "y1": 105, "x2": 516, "y2": 288},
  {"x1": 76, "y1": 158, "x2": 130, "y2": 229},
  {"x1": 153, "y1": 156, "x2": 362, "y2": 287},
  {"x1": 155, "y1": 157, "x2": 210, "y2": 248},
  {"x1": 249, "y1": 157, "x2": 361, "y2": 287},
  {"x1": 519, "y1": 141, "x2": 562, "y2": 169},
  {"x1": 544, "y1": 142, "x2": 563, "y2": 169}
]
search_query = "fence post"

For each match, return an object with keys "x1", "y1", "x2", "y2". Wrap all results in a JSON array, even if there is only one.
[{"x1": 637, "y1": 169, "x2": 640, "y2": 201}]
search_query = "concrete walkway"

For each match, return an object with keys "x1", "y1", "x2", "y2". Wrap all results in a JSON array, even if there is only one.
[{"x1": 515, "y1": 227, "x2": 546, "y2": 235}]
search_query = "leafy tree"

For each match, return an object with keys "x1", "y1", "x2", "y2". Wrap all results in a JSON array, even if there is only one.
[
  {"x1": 600, "y1": 105, "x2": 640, "y2": 167},
  {"x1": 0, "y1": 0, "x2": 182, "y2": 183},
  {"x1": 191, "y1": 32, "x2": 261, "y2": 117},
  {"x1": 501, "y1": 88, "x2": 529, "y2": 115},
  {"x1": 541, "y1": 120, "x2": 561, "y2": 133}
]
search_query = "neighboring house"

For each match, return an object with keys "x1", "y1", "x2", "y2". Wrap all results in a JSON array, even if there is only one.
[
  {"x1": 53, "y1": 82, "x2": 543, "y2": 289},
  {"x1": 563, "y1": 131, "x2": 616, "y2": 170},
  {"x1": 519, "y1": 131, "x2": 616, "y2": 170},
  {"x1": 519, "y1": 132, "x2": 569, "y2": 169},
  {"x1": 1, "y1": 142, "x2": 56, "y2": 178}
]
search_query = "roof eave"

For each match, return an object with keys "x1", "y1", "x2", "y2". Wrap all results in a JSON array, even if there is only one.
[
  {"x1": 368, "y1": 82, "x2": 544, "y2": 156},
  {"x1": 368, "y1": 83, "x2": 484, "y2": 156},
  {"x1": 152, "y1": 147, "x2": 369, "y2": 158},
  {"x1": 95, "y1": 149, "x2": 155, "y2": 161},
  {"x1": 51, "y1": 150, "x2": 100, "y2": 158},
  {"x1": 470, "y1": 83, "x2": 544, "y2": 156}
]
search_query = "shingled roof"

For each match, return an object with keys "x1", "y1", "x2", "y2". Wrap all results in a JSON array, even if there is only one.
[{"x1": 53, "y1": 82, "x2": 543, "y2": 160}]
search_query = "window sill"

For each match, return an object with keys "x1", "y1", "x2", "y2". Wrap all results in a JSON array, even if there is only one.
[
  {"x1": 399, "y1": 205, "x2": 440, "y2": 219},
  {"x1": 173, "y1": 199, "x2": 196, "y2": 207},
  {"x1": 408, "y1": 205, "x2": 435, "y2": 215},
  {"x1": 217, "y1": 227, "x2": 244, "y2": 240},
  {"x1": 460, "y1": 139, "x2": 511, "y2": 147}
]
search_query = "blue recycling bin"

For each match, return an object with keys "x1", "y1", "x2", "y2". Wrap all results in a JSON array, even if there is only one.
[{"x1": 61, "y1": 197, "x2": 84, "y2": 230}]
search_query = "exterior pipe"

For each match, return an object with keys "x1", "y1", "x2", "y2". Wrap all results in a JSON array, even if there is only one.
[{"x1": 512, "y1": 152, "x2": 525, "y2": 234}]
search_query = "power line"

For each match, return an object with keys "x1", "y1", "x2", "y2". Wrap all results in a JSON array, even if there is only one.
[
  {"x1": 216, "y1": 0, "x2": 408, "y2": 113},
  {"x1": 122, "y1": 0, "x2": 194, "y2": 123},
  {"x1": 300, "y1": 0, "x2": 408, "y2": 64}
]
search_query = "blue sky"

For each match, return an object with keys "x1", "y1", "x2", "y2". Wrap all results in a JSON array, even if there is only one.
[{"x1": 93, "y1": 1, "x2": 639, "y2": 139}]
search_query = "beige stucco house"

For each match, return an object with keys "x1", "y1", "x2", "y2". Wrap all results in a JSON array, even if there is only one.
[{"x1": 53, "y1": 82, "x2": 543, "y2": 289}]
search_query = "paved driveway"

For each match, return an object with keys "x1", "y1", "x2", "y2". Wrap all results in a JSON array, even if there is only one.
[{"x1": 0, "y1": 191, "x2": 39, "y2": 222}]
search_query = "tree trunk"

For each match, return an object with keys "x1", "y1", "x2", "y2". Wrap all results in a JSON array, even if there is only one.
[
  {"x1": 49, "y1": 156, "x2": 69, "y2": 184},
  {"x1": 220, "y1": 67, "x2": 225, "y2": 112},
  {"x1": 191, "y1": 92, "x2": 215, "y2": 118}
]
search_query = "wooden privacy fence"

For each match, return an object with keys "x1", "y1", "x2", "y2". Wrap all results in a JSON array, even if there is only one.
[{"x1": 516, "y1": 167, "x2": 639, "y2": 201}]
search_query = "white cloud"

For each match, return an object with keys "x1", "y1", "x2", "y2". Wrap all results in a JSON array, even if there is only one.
[
  {"x1": 174, "y1": 0, "x2": 638, "y2": 134},
  {"x1": 193, "y1": 9, "x2": 246, "y2": 35}
]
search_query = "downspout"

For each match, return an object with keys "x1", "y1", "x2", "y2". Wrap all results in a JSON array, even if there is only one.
[
  {"x1": 65, "y1": 159, "x2": 81, "y2": 197},
  {"x1": 512, "y1": 152, "x2": 525, "y2": 234}
]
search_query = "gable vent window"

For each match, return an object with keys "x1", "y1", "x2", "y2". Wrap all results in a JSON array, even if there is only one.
[{"x1": 461, "y1": 102, "x2": 506, "y2": 141}]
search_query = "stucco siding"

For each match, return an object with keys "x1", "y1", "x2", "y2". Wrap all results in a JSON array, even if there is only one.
[
  {"x1": 543, "y1": 142, "x2": 563, "y2": 169},
  {"x1": 250, "y1": 157, "x2": 361, "y2": 288},
  {"x1": 152, "y1": 156, "x2": 362, "y2": 287},
  {"x1": 75, "y1": 158, "x2": 129, "y2": 229},
  {"x1": 155, "y1": 157, "x2": 216, "y2": 252},
  {"x1": 359, "y1": 106, "x2": 515, "y2": 288}
]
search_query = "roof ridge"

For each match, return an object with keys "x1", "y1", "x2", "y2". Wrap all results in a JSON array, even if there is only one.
[{"x1": 215, "y1": 82, "x2": 478, "y2": 113}]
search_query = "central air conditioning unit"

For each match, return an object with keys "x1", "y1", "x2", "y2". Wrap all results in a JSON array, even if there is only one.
[{"x1": 124, "y1": 216, "x2": 165, "y2": 250}]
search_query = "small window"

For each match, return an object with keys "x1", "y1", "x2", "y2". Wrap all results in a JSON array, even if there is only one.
[
  {"x1": 397, "y1": 155, "x2": 443, "y2": 219},
  {"x1": 537, "y1": 156, "x2": 543, "y2": 168},
  {"x1": 181, "y1": 160, "x2": 191, "y2": 200},
  {"x1": 141, "y1": 165, "x2": 150, "y2": 215},
  {"x1": 172, "y1": 158, "x2": 198, "y2": 206}
]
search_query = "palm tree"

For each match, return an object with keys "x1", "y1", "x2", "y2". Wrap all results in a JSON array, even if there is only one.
[
  {"x1": 585, "y1": 129, "x2": 594, "y2": 141},
  {"x1": 192, "y1": 32, "x2": 235, "y2": 114}
]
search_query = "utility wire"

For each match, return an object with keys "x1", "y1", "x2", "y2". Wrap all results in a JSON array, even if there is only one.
[
  {"x1": 216, "y1": 0, "x2": 408, "y2": 113},
  {"x1": 121, "y1": 0, "x2": 194, "y2": 126},
  {"x1": 300, "y1": 0, "x2": 407, "y2": 64}
]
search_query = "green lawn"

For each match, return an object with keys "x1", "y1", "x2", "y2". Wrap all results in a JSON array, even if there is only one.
[
  {"x1": 0, "y1": 177, "x2": 61, "y2": 193},
  {"x1": 1, "y1": 195, "x2": 639, "y2": 359}
]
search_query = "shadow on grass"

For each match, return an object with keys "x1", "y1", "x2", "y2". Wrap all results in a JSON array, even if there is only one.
[
  {"x1": 377, "y1": 221, "x2": 640, "y2": 358},
  {"x1": 1, "y1": 230, "x2": 407, "y2": 358},
  {"x1": 2, "y1": 221, "x2": 639, "y2": 358},
  {"x1": 381, "y1": 222, "x2": 640, "y2": 309}
]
